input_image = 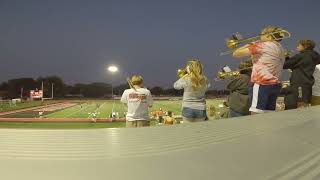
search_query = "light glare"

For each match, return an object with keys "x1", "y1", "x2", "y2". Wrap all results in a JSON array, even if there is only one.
[{"x1": 108, "y1": 65, "x2": 118, "y2": 73}]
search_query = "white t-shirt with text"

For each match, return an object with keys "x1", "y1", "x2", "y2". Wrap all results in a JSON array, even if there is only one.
[{"x1": 121, "y1": 88, "x2": 153, "y2": 121}]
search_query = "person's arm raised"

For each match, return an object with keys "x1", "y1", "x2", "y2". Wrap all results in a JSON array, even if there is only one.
[
  {"x1": 283, "y1": 54, "x2": 302, "y2": 69},
  {"x1": 233, "y1": 44, "x2": 251, "y2": 58},
  {"x1": 173, "y1": 77, "x2": 187, "y2": 90}
]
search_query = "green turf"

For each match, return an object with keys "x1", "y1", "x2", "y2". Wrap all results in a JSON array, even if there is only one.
[
  {"x1": 43, "y1": 99, "x2": 223, "y2": 118},
  {"x1": 0, "y1": 99, "x2": 224, "y2": 129}
]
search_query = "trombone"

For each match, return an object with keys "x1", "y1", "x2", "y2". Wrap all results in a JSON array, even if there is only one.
[
  {"x1": 126, "y1": 77, "x2": 136, "y2": 91},
  {"x1": 220, "y1": 28, "x2": 291, "y2": 56}
]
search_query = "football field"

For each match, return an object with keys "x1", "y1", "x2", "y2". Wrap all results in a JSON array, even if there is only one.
[
  {"x1": 0, "y1": 99, "x2": 224, "y2": 129},
  {"x1": 43, "y1": 100, "x2": 184, "y2": 119}
]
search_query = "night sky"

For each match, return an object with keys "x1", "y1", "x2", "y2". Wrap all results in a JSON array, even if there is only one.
[{"x1": 1, "y1": 0, "x2": 320, "y2": 89}]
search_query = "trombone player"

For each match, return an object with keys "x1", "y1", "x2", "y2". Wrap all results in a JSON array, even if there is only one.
[
  {"x1": 121, "y1": 75, "x2": 153, "y2": 127},
  {"x1": 232, "y1": 26, "x2": 287, "y2": 114}
]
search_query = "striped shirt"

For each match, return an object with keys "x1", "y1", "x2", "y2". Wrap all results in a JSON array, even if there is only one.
[{"x1": 248, "y1": 41, "x2": 286, "y2": 85}]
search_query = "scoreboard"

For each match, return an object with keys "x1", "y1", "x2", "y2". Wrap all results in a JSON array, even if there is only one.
[{"x1": 30, "y1": 90, "x2": 43, "y2": 99}]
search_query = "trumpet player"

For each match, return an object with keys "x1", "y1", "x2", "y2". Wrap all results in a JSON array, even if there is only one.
[
  {"x1": 283, "y1": 40, "x2": 320, "y2": 109},
  {"x1": 232, "y1": 26, "x2": 286, "y2": 114},
  {"x1": 226, "y1": 60, "x2": 252, "y2": 117},
  {"x1": 174, "y1": 59, "x2": 209, "y2": 123}
]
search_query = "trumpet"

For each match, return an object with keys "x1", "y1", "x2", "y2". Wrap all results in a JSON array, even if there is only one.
[
  {"x1": 220, "y1": 28, "x2": 291, "y2": 56},
  {"x1": 217, "y1": 71, "x2": 240, "y2": 79},
  {"x1": 177, "y1": 68, "x2": 188, "y2": 78},
  {"x1": 217, "y1": 65, "x2": 240, "y2": 80},
  {"x1": 216, "y1": 64, "x2": 253, "y2": 80}
]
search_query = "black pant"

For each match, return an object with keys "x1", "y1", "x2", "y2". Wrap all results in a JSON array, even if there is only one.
[{"x1": 284, "y1": 85, "x2": 312, "y2": 110}]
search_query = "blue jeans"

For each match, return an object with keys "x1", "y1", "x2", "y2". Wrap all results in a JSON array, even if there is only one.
[
  {"x1": 182, "y1": 107, "x2": 207, "y2": 119},
  {"x1": 249, "y1": 83, "x2": 281, "y2": 111},
  {"x1": 229, "y1": 108, "x2": 246, "y2": 117}
]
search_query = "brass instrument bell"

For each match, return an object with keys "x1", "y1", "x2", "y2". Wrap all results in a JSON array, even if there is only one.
[
  {"x1": 217, "y1": 71, "x2": 240, "y2": 79},
  {"x1": 177, "y1": 68, "x2": 188, "y2": 78}
]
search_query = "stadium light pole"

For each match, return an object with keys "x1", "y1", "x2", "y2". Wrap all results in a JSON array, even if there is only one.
[
  {"x1": 51, "y1": 83, "x2": 54, "y2": 99},
  {"x1": 107, "y1": 65, "x2": 119, "y2": 115}
]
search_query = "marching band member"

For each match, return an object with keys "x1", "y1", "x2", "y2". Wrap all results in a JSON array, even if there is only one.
[
  {"x1": 283, "y1": 40, "x2": 320, "y2": 109},
  {"x1": 226, "y1": 60, "x2": 252, "y2": 117},
  {"x1": 155, "y1": 108, "x2": 164, "y2": 124},
  {"x1": 312, "y1": 64, "x2": 320, "y2": 106},
  {"x1": 163, "y1": 111, "x2": 175, "y2": 125},
  {"x1": 233, "y1": 26, "x2": 286, "y2": 114},
  {"x1": 174, "y1": 59, "x2": 209, "y2": 123},
  {"x1": 121, "y1": 75, "x2": 153, "y2": 127}
]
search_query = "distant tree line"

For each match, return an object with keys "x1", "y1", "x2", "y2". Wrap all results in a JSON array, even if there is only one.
[
  {"x1": 0, "y1": 76, "x2": 67, "y2": 99},
  {"x1": 0, "y1": 76, "x2": 229, "y2": 99}
]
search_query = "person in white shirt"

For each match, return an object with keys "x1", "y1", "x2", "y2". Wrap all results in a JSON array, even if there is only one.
[
  {"x1": 312, "y1": 64, "x2": 320, "y2": 105},
  {"x1": 90, "y1": 112, "x2": 97, "y2": 122},
  {"x1": 121, "y1": 75, "x2": 153, "y2": 127},
  {"x1": 38, "y1": 111, "x2": 44, "y2": 118}
]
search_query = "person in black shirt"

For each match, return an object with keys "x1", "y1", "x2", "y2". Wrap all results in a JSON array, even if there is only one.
[
  {"x1": 283, "y1": 40, "x2": 320, "y2": 109},
  {"x1": 226, "y1": 60, "x2": 252, "y2": 117}
]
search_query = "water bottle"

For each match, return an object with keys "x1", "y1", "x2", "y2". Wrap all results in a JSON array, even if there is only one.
[
  {"x1": 298, "y1": 86, "x2": 304, "y2": 108},
  {"x1": 298, "y1": 87, "x2": 302, "y2": 100}
]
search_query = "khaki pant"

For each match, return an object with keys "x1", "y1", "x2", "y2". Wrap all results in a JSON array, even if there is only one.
[
  {"x1": 126, "y1": 120, "x2": 150, "y2": 128},
  {"x1": 311, "y1": 96, "x2": 320, "y2": 106}
]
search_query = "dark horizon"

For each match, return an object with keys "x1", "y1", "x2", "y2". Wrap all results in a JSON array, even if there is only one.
[{"x1": 1, "y1": 0, "x2": 320, "y2": 89}]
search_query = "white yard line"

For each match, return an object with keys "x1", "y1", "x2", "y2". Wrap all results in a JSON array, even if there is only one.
[
  {"x1": 87, "y1": 102, "x2": 106, "y2": 118},
  {"x1": 65, "y1": 103, "x2": 90, "y2": 118}
]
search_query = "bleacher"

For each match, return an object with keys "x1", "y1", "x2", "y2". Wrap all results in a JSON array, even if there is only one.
[{"x1": 0, "y1": 106, "x2": 320, "y2": 179}]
